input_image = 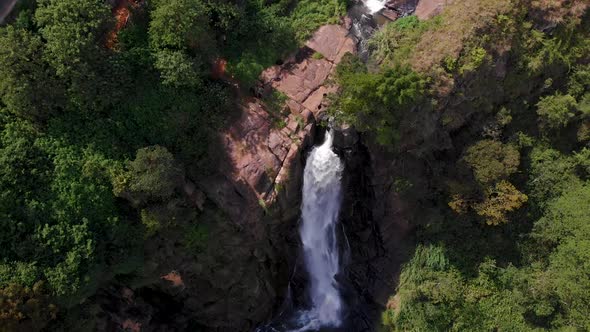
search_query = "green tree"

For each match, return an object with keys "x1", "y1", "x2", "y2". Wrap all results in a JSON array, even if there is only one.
[
  {"x1": 463, "y1": 140, "x2": 520, "y2": 185},
  {"x1": 382, "y1": 245, "x2": 464, "y2": 332},
  {"x1": 331, "y1": 55, "x2": 425, "y2": 145},
  {"x1": 532, "y1": 185, "x2": 590, "y2": 328},
  {"x1": 527, "y1": 147, "x2": 582, "y2": 206},
  {"x1": 383, "y1": 247, "x2": 533, "y2": 332},
  {"x1": 35, "y1": 0, "x2": 109, "y2": 77},
  {"x1": 567, "y1": 64, "x2": 590, "y2": 98},
  {"x1": 149, "y1": 0, "x2": 209, "y2": 50},
  {"x1": 154, "y1": 49, "x2": 204, "y2": 88},
  {"x1": 117, "y1": 146, "x2": 183, "y2": 204},
  {"x1": 0, "y1": 120, "x2": 51, "y2": 261},
  {"x1": 536, "y1": 93, "x2": 578, "y2": 130},
  {"x1": 0, "y1": 27, "x2": 63, "y2": 121},
  {"x1": 149, "y1": 0, "x2": 210, "y2": 88}
]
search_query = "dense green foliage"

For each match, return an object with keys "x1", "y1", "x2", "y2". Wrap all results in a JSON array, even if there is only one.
[
  {"x1": 329, "y1": 54, "x2": 425, "y2": 145},
  {"x1": 0, "y1": 0, "x2": 349, "y2": 329},
  {"x1": 223, "y1": 0, "x2": 346, "y2": 85}
]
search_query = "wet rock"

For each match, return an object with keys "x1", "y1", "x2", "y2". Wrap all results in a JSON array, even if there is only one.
[
  {"x1": 332, "y1": 124, "x2": 360, "y2": 150},
  {"x1": 381, "y1": 8, "x2": 400, "y2": 21},
  {"x1": 386, "y1": 0, "x2": 419, "y2": 15}
]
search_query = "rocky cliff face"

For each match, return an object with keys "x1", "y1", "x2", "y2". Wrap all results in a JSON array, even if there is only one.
[{"x1": 112, "y1": 19, "x2": 361, "y2": 331}]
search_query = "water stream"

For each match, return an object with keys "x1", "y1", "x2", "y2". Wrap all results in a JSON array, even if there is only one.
[
  {"x1": 362, "y1": 0, "x2": 387, "y2": 14},
  {"x1": 296, "y1": 130, "x2": 345, "y2": 330},
  {"x1": 257, "y1": 131, "x2": 345, "y2": 332}
]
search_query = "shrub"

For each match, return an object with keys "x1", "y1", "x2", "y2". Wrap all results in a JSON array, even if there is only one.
[
  {"x1": 463, "y1": 140, "x2": 520, "y2": 185},
  {"x1": 474, "y1": 181, "x2": 528, "y2": 225},
  {"x1": 120, "y1": 146, "x2": 183, "y2": 204},
  {"x1": 536, "y1": 93, "x2": 578, "y2": 129}
]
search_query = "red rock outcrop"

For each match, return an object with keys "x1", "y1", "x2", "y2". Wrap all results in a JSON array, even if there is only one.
[
  {"x1": 261, "y1": 22, "x2": 357, "y2": 120},
  {"x1": 204, "y1": 20, "x2": 358, "y2": 227}
]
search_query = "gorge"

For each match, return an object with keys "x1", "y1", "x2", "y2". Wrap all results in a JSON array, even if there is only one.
[{"x1": 1, "y1": 0, "x2": 589, "y2": 331}]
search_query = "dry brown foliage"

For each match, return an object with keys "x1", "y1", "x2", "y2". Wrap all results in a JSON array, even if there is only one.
[
  {"x1": 530, "y1": 0, "x2": 589, "y2": 26},
  {"x1": 410, "y1": 0, "x2": 513, "y2": 73}
]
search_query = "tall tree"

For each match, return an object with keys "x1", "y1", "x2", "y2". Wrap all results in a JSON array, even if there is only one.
[
  {"x1": 0, "y1": 27, "x2": 63, "y2": 121},
  {"x1": 35, "y1": 0, "x2": 109, "y2": 78}
]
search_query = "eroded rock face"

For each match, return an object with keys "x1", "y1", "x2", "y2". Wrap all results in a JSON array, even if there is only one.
[
  {"x1": 261, "y1": 22, "x2": 358, "y2": 120},
  {"x1": 329, "y1": 129, "x2": 415, "y2": 331},
  {"x1": 203, "y1": 99, "x2": 314, "y2": 226}
]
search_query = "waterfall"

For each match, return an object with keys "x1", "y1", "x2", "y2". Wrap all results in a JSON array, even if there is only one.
[
  {"x1": 297, "y1": 130, "x2": 345, "y2": 330},
  {"x1": 255, "y1": 131, "x2": 345, "y2": 332},
  {"x1": 363, "y1": 0, "x2": 387, "y2": 14}
]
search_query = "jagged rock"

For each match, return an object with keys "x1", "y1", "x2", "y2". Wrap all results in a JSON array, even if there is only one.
[
  {"x1": 386, "y1": 0, "x2": 419, "y2": 15},
  {"x1": 332, "y1": 124, "x2": 360, "y2": 150},
  {"x1": 305, "y1": 24, "x2": 357, "y2": 63},
  {"x1": 302, "y1": 85, "x2": 338, "y2": 117},
  {"x1": 264, "y1": 56, "x2": 333, "y2": 104},
  {"x1": 261, "y1": 21, "x2": 356, "y2": 120}
]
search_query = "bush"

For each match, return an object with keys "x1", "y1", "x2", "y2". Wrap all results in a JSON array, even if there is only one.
[
  {"x1": 290, "y1": 0, "x2": 347, "y2": 42},
  {"x1": 330, "y1": 55, "x2": 425, "y2": 145},
  {"x1": 536, "y1": 93, "x2": 578, "y2": 130},
  {"x1": 120, "y1": 146, "x2": 183, "y2": 204},
  {"x1": 474, "y1": 181, "x2": 528, "y2": 225},
  {"x1": 463, "y1": 140, "x2": 520, "y2": 185}
]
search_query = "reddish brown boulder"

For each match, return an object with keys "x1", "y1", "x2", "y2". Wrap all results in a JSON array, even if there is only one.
[
  {"x1": 381, "y1": 9, "x2": 400, "y2": 21},
  {"x1": 305, "y1": 24, "x2": 357, "y2": 63}
]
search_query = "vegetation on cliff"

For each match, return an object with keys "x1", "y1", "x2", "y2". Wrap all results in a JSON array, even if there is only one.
[{"x1": 328, "y1": 0, "x2": 590, "y2": 330}]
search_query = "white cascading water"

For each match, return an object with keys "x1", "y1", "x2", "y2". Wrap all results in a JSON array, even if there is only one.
[
  {"x1": 295, "y1": 130, "x2": 344, "y2": 331},
  {"x1": 363, "y1": 0, "x2": 387, "y2": 14}
]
